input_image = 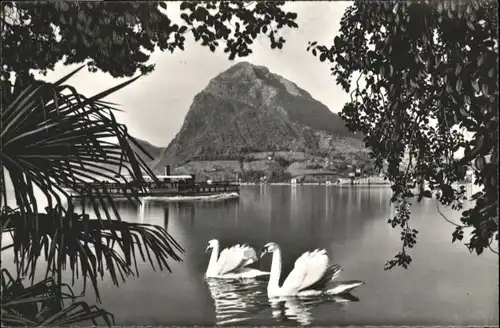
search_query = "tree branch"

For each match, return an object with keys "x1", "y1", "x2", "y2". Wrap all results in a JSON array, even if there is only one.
[{"x1": 435, "y1": 199, "x2": 462, "y2": 227}]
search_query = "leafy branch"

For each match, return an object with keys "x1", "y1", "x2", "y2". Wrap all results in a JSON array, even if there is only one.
[
  {"x1": 1, "y1": 1, "x2": 298, "y2": 80},
  {"x1": 307, "y1": 0, "x2": 499, "y2": 268}
]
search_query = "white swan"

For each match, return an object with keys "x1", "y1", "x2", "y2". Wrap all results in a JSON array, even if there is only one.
[
  {"x1": 205, "y1": 239, "x2": 270, "y2": 279},
  {"x1": 260, "y1": 242, "x2": 365, "y2": 297}
]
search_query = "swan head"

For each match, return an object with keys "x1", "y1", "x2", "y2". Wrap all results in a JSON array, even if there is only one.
[
  {"x1": 260, "y1": 242, "x2": 279, "y2": 258},
  {"x1": 205, "y1": 239, "x2": 219, "y2": 253}
]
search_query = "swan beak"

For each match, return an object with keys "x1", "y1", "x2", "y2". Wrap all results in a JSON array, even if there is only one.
[
  {"x1": 259, "y1": 248, "x2": 267, "y2": 259},
  {"x1": 205, "y1": 246, "x2": 211, "y2": 253}
]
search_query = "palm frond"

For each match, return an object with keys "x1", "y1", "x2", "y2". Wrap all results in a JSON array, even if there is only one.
[
  {"x1": 1, "y1": 268, "x2": 114, "y2": 327},
  {"x1": 2, "y1": 206, "x2": 184, "y2": 302},
  {"x1": 1, "y1": 67, "x2": 157, "y2": 216},
  {"x1": 1, "y1": 67, "x2": 184, "y2": 313}
]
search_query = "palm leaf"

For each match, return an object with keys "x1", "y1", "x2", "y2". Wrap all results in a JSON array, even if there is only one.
[
  {"x1": 1, "y1": 268, "x2": 114, "y2": 327},
  {"x1": 1, "y1": 67, "x2": 158, "y2": 220},
  {"x1": 2, "y1": 206, "x2": 184, "y2": 302},
  {"x1": 1, "y1": 66, "x2": 184, "y2": 323},
  {"x1": 1, "y1": 69, "x2": 155, "y2": 205}
]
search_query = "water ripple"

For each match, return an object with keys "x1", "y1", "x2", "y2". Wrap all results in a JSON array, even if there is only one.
[
  {"x1": 269, "y1": 294, "x2": 359, "y2": 325},
  {"x1": 205, "y1": 278, "x2": 360, "y2": 326},
  {"x1": 206, "y1": 278, "x2": 269, "y2": 325}
]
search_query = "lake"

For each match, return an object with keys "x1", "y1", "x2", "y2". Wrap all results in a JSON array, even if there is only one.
[{"x1": 2, "y1": 185, "x2": 498, "y2": 326}]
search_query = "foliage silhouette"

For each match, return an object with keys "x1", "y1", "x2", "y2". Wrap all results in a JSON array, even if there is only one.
[
  {"x1": 1, "y1": 268, "x2": 114, "y2": 326},
  {"x1": 308, "y1": 0, "x2": 499, "y2": 268},
  {"x1": 0, "y1": 67, "x2": 183, "y2": 325},
  {"x1": 1, "y1": 1, "x2": 298, "y2": 81},
  {"x1": 1, "y1": 2, "x2": 299, "y2": 325}
]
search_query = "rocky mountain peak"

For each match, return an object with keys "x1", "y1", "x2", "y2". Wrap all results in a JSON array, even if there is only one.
[{"x1": 154, "y1": 62, "x2": 361, "y2": 167}]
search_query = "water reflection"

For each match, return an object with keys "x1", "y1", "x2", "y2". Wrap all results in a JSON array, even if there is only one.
[
  {"x1": 24, "y1": 185, "x2": 495, "y2": 326},
  {"x1": 206, "y1": 277, "x2": 361, "y2": 326},
  {"x1": 164, "y1": 207, "x2": 170, "y2": 229},
  {"x1": 268, "y1": 294, "x2": 359, "y2": 326},
  {"x1": 136, "y1": 199, "x2": 242, "y2": 232},
  {"x1": 139, "y1": 201, "x2": 145, "y2": 223},
  {"x1": 205, "y1": 278, "x2": 268, "y2": 325}
]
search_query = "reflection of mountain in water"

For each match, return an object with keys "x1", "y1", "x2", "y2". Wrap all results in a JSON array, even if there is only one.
[
  {"x1": 206, "y1": 279, "x2": 269, "y2": 325},
  {"x1": 269, "y1": 294, "x2": 359, "y2": 326}
]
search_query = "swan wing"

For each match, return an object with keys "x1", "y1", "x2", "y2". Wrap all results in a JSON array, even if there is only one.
[
  {"x1": 306, "y1": 263, "x2": 344, "y2": 291},
  {"x1": 214, "y1": 247, "x2": 232, "y2": 275},
  {"x1": 216, "y1": 244, "x2": 257, "y2": 274},
  {"x1": 239, "y1": 245, "x2": 258, "y2": 267},
  {"x1": 281, "y1": 249, "x2": 330, "y2": 293},
  {"x1": 327, "y1": 280, "x2": 365, "y2": 295}
]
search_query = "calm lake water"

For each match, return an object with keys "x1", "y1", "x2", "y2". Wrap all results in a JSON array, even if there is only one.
[{"x1": 3, "y1": 185, "x2": 498, "y2": 326}]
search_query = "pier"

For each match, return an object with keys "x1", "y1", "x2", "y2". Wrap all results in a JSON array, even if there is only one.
[
  {"x1": 66, "y1": 180, "x2": 240, "y2": 198},
  {"x1": 64, "y1": 165, "x2": 240, "y2": 198}
]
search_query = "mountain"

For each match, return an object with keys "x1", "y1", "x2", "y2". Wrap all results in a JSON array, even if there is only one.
[
  {"x1": 129, "y1": 137, "x2": 166, "y2": 168},
  {"x1": 154, "y1": 61, "x2": 364, "y2": 171}
]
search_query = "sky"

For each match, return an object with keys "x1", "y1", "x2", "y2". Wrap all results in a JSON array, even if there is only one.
[{"x1": 35, "y1": 1, "x2": 352, "y2": 147}]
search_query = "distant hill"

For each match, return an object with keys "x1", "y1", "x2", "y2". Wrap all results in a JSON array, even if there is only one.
[
  {"x1": 129, "y1": 137, "x2": 166, "y2": 168},
  {"x1": 82, "y1": 138, "x2": 166, "y2": 178},
  {"x1": 154, "y1": 61, "x2": 364, "y2": 172}
]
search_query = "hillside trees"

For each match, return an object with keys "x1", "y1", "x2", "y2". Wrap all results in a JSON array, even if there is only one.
[
  {"x1": 309, "y1": 0, "x2": 498, "y2": 268},
  {"x1": 274, "y1": 155, "x2": 293, "y2": 168},
  {"x1": 240, "y1": 169, "x2": 262, "y2": 183},
  {"x1": 267, "y1": 168, "x2": 292, "y2": 183}
]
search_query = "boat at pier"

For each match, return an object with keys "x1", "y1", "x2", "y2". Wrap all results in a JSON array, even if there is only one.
[{"x1": 62, "y1": 165, "x2": 240, "y2": 201}]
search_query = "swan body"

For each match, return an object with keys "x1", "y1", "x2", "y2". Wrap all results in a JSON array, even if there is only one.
[
  {"x1": 260, "y1": 242, "x2": 365, "y2": 297},
  {"x1": 205, "y1": 239, "x2": 270, "y2": 279}
]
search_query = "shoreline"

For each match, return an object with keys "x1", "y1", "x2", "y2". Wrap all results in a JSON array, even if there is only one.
[
  {"x1": 238, "y1": 182, "x2": 477, "y2": 189},
  {"x1": 239, "y1": 182, "x2": 391, "y2": 187}
]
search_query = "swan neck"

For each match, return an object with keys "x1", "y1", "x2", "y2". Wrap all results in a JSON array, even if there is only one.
[
  {"x1": 268, "y1": 249, "x2": 282, "y2": 292},
  {"x1": 207, "y1": 244, "x2": 220, "y2": 275}
]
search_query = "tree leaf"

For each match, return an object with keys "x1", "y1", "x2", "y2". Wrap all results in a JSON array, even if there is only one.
[
  {"x1": 308, "y1": 0, "x2": 498, "y2": 266},
  {"x1": 482, "y1": 83, "x2": 489, "y2": 96},
  {"x1": 464, "y1": 94, "x2": 471, "y2": 105},
  {"x1": 471, "y1": 79, "x2": 480, "y2": 92},
  {"x1": 334, "y1": 36, "x2": 341, "y2": 49},
  {"x1": 477, "y1": 54, "x2": 485, "y2": 67},
  {"x1": 475, "y1": 156, "x2": 486, "y2": 171},
  {"x1": 3, "y1": 2, "x2": 299, "y2": 77}
]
